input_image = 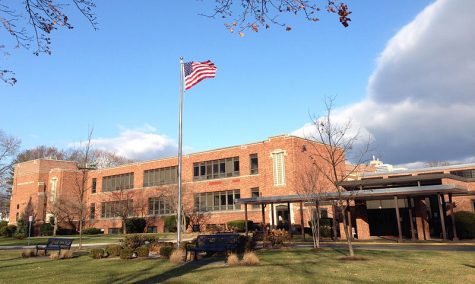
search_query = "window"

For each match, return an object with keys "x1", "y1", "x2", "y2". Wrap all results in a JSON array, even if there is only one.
[
  {"x1": 272, "y1": 151, "x2": 285, "y2": 186},
  {"x1": 451, "y1": 169, "x2": 475, "y2": 178},
  {"x1": 250, "y1": 154, "x2": 258, "y2": 175},
  {"x1": 90, "y1": 203, "x2": 96, "y2": 220},
  {"x1": 50, "y1": 177, "x2": 58, "y2": 202},
  {"x1": 101, "y1": 200, "x2": 133, "y2": 218},
  {"x1": 17, "y1": 204, "x2": 19, "y2": 210},
  {"x1": 193, "y1": 157, "x2": 240, "y2": 181},
  {"x1": 147, "y1": 226, "x2": 157, "y2": 233},
  {"x1": 143, "y1": 166, "x2": 178, "y2": 187},
  {"x1": 91, "y1": 178, "x2": 97, "y2": 194},
  {"x1": 102, "y1": 173, "x2": 134, "y2": 192},
  {"x1": 251, "y1": 187, "x2": 260, "y2": 209},
  {"x1": 148, "y1": 197, "x2": 173, "y2": 216},
  {"x1": 194, "y1": 190, "x2": 241, "y2": 212}
]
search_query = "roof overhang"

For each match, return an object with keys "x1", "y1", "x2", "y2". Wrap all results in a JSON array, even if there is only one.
[{"x1": 236, "y1": 184, "x2": 469, "y2": 205}]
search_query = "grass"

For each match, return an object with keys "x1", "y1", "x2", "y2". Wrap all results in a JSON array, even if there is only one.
[
  {"x1": 0, "y1": 233, "x2": 198, "y2": 247},
  {"x1": 0, "y1": 247, "x2": 474, "y2": 283}
]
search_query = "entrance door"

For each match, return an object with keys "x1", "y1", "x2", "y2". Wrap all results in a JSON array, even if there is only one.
[{"x1": 276, "y1": 205, "x2": 289, "y2": 230}]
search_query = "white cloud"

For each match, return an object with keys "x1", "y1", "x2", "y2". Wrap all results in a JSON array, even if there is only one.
[
  {"x1": 69, "y1": 125, "x2": 178, "y2": 161},
  {"x1": 295, "y1": 0, "x2": 475, "y2": 165}
]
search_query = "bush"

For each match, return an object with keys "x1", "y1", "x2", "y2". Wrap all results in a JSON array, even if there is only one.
[
  {"x1": 268, "y1": 229, "x2": 290, "y2": 247},
  {"x1": 89, "y1": 249, "x2": 105, "y2": 259},
  {"x1": 83, "y1": 228, "x2": 103, "y2": 235},
  {"x1": 21, "y1": 249, "x2": 36, "y2": 258},
  {"x1": 237, "y1": 235, "x2": 256, "y2": 253},
  {"x1": 135, "y1": 246, "x2": 150, "y2": 257},
  {"x1": 164, "y1": 216, "x2": 177, "y2": 232},
  {"x1": 121, "y1": 234, "x2": 159, "y2": 250},
  {"x1": 227, "y1": 254, "x2": 240, "y2": 266},
  {"x1": 169, "y1": 249, "x2": 185, "y2": 264},
  {"x1": 120, "y1": 248, "x2": 134, "y2": 260},
  {"x1": 49, "y1": 252, "x2": 60, "y2": 260},
  {"x1": 60, "y1": 250, "x2": 73, "y2": 259},
  {"x1": 13, "y1": 232, "x2": 26, "y2": 239},
  {"x1": 227, "y1": 220, "x2": 254, "y2": 233},
  {"x1": 125, "y1": 218, "x2": 147, "y2": 234},
  {"x1": 57, "y1": 228, "x2": 76, "y2": 235},
  {"x1": 0, "y1": 224, "x2": 17, "y2": 237},
  {"x1": 40, "y1": 223, "x2": 54, "y2": 236},
  {"x1": 105, "y1": 245, "x2": 123, "y2": 257},
  {"x1": 241, "y1": 252, "x2": 259, "y2": 266},
  {"x1": 159, "y1": 246, "x2": 174, "y2": 259},
  {"x1": 0, "y1": 221, "x2": 7, "y2": 231},
  {"x1": 454, "y1": 211, "x2": 475, "y2": 239}
]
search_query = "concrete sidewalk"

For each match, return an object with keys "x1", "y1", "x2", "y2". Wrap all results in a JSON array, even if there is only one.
[{"x1": 292, "y1": 241, "x2": 475, "y2": 252}]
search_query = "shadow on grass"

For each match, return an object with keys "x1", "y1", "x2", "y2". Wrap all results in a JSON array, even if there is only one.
[
  {"x1": 132, "y1": 257, "x2": 225, "y2": 284},
  {"x1": 463, "y1": 264, "x2": 475, "y2": 269}
]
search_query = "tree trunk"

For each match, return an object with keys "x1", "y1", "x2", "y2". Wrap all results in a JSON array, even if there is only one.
[
  {"x1": 341, "y1": 206, "x2": 354, "y2": 257},
  {"x1": 123, "y1": 218, "x2": 127, "y2": 235},
  {"x1": 53, "y1": 216, "x2": 58, "y2": 237},
  {"x1": 316, "y1": 202, "x2": 320, "y2": 249},
  {"x1": 79, "y1": 217, "x2": 83, "y2": 249}
]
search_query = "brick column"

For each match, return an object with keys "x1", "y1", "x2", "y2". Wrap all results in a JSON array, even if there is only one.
[
  {"x1": 355, "y1": 203, "x2": 370, "y2": 240},
  {"x1": 414, "y1": 198, "x2": 431, "y2": 240}
]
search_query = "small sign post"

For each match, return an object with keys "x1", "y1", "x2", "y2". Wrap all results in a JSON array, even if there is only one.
[{"x1": 28, "y1": 216, "x2": 33, "y2": 246}]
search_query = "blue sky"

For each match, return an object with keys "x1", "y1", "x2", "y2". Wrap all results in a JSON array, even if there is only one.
[{"x1": 4, "y1": 0, "x2": 474, "y2": 166}]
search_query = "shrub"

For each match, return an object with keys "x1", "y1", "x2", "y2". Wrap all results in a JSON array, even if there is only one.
[
  {"x1": 268, "y1": 229, "x2": 290, "y2": 247},
  {"x1": 125, "y1": 218, "x2": 147, "y2": 234},
  {"x1": 169, "y1": 249, "x2": 185, "y2": 264},
  {"x1": 121, "y1": 234, "x2": 159, "y2": 250},
  {"x1": 40, "y1": 223, "x2": 54, "y2": 236},
  {"x1": 57, "y1": 228, "x2": 76, "y2": 235},
  {"x1": 49, "y1": 252, "x2": 60, "y2": 260},
  {"x1": 89, "y1": 249, "x2": 105, "y2": 259},
  {"x1": 159, "y1": 246, "x2": 174, "y2": 259},
  {"x1": 21, "y1": 249, "x2": 36, "y2": 258},
  {"x1": 227, "y1": 220, "x2": 254, "y2": 233},
  {"x1": 164, "y1": 216, "x2": 177, "y2": 232},
  {"x1": 0, "y1": 221, "x2": 7, "y2": 231},
  {"x1": 120, "y1": 248, "x2": 134, "y2": 260},
  {"x1": 13, "y1": 232, "x2": 26, "y2": 239},
  {"x1": 241, "y1": 252, "x2": 259, "y2": 266},
  {"x1": 237, "y1": 235, "x2": 256, "y2": 253},
  {"x1": 0, "y1": 224, "x2": 16, "y2": 237},
  {"x1": 83, "y1": 228, "x2": 103, "y2": 235},
  {"x1": 227, "y1": 254, "x2": 240, "y2": 266},
  {"x1": 149, "y1": 244, "x2": 161, "y2": 254},
  {"x1": 454, "y1": 211, "x2": 475, "y2": 239},
  {"x1": 320, "y1": 226, "x2": 332, "y2": 238},
  {"x1": 105, "y1": 245, "x2": 123, "y2": 257},
  {"x1": 60, "y1": 250, "x2": 73, "y2": 259},
  {"x1": 135, "y1": 246, "x2": 150, "y2": 257}
]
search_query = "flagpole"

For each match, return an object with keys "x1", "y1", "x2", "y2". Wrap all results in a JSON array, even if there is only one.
[{"x1": 177, "y1": 57, "x2": 184, "y2": 248}]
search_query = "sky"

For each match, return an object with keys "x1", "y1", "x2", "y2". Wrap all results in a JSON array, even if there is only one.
[{"x1": 1, "y1": 0, "x2": 473, "y2": 167}]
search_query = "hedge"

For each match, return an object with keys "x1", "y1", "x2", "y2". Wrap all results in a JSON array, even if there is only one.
[
  {"x1": 125, "y1": 218, "x2": 146, "y2": 234},
  {"x1": 227, "y1": 220, "x2": 254, "y2": 232},
  {"x1": 454, "y1": 211, "x2": 475, "y2": 239}
]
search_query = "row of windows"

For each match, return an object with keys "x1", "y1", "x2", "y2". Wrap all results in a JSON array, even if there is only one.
[
  {"x1": 451, "y1": 169, "x2": 475, "y2": 179},
  {"x1": 144, "y1": 166, "x2": 178, "y2": 187},
  {"x1": 94, "y1": 153, "x2": 265, "y2": 193},
  {"x1": 102, "y1": 173, "x2": 134, "y2": 192},
  {"x1": 100, "y1": 200, "x2": 133, "y2": 218},
  {"x1": 193, "y1": 157, "x2": 240, "y2": 181},
  {"x1": 194, "y1": 189, "x2": 241, "y2": 212},
  {"x1": 92, "y1": 188, "x2": 261, "y2": 219}
]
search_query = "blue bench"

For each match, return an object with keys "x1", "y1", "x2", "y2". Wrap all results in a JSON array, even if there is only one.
[
  {"x1": 186, "y1": 233, "x2": 239, "y2": 261},
  {"x1": 36, "y1": 238, "x2": 73, "y2": 255}
]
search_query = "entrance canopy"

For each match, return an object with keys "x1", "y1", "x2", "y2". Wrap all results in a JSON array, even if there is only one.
[{"x1": 235, "y1": 184, "x2": 469, "y2": 205}]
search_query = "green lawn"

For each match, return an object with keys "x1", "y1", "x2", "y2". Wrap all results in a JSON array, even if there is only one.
[
  {"x1": 0, "y1": 248, "x2": 474, "y2": 283},
  {"x1": 0, "y1": 233, "x2": 198, "y2": 247}
]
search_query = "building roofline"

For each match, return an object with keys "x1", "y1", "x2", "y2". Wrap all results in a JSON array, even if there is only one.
[
  {"x1": 14, "y1": 158, "x2": 78, "y2": 167},
  {"x1": 363, "y1": 162, "x2": 475, "y2": 177}
]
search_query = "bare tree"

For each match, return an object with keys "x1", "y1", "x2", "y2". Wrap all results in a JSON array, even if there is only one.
[
  {"x1": 304, "y1": 97, "x2": 370, "y2": 257},
  {"x1": 297, "y1": 162, "x2": 328, "y2": 249},
  {"x1": 0, "y1": 130, "x2": 20, "y2": 216},
  {"x1": 1, "y1": 0, "x2": 97, "y2": 84},
  {"x1": 106, "y1": 186, "x2": 137, "y2": 234},
  {"x1": 204, "y1": 0, "x2": 351, "y2": 36},
  {"x1": 47, "y1": 196, "x2": 76, "y2": 236},
  {"x1": 70, "y1": 128, "x2": 94, "y2": 249}
]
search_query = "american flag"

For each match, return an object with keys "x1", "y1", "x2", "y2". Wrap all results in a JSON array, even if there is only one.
[{"x1": 183, "y1": 60, "x2": 217, "y2": 90}]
